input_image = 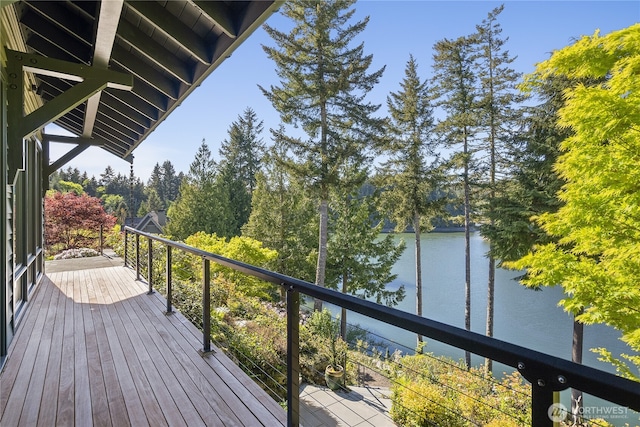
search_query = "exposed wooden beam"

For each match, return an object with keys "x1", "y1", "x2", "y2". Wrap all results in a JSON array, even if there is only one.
[
  {"x1": 102, "y1": 89, "x2": 158, "y2": 122},
  {"x1": 193, "y1": 1, "x2": 237, "y2": 38},
  {"x1": 20, "y1": 10, "x2": 92, "y2": 63},
  {"x1": 111, "y1": 45, "x2": 179, "y2": 100},
  {"x1": 25, "y1": 1, "x2": 93, "y2": 46},
  {"x1": 116, "y1": 19, "x2": 194, "y2": 85},
  {"x1": 84, "y1": 0, "x2": 124, "y2": 137},
  {"x1": 42, "y1": 134, "x2": 105, "y2": 146},
  {"x1": 46, "y1": 144, "x2": 91, "y2": 176},
  {"x1": 126, "y1": 1, "x2": 211, "y2": 65},
  {"x1": 5, "y1": 49, "x2": 132, "y2": 178}
]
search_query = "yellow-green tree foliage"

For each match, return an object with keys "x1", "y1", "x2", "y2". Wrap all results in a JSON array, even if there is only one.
[
  {"x1": 389, "y1": 354, "x2": 530, "y2": 426},
  {"x1": 180, "y1": 232, "x2": 279, "y2": 301},
  {"x1": 509, "y1": 24, "x2": 640, "y2": 379}
]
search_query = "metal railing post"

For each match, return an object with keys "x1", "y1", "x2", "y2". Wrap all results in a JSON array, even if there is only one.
[
  {"x1": 147, "y1": 237, "x2": 153, "y2": 294},
  {"x1": 531, "y1": 382, "x2": 554, "y2": 427},
  {"x1": 123, "y1": 228, "x2": 128, "y2": 267},
  {"x1": 99, "y1": 224, "x2": 104, "y2": 256},
  {"x1": 166, "y1": 245, "x2": 172, "y2": 314},
  {"x1": 115, "y1": 228, "x2": 640, "y2": 423},
  {"x1": 135, "y1": 233, "x2": 140, "y2": 280},
  {"x1": 201, "y1": 258, "x2": 211, "y2": 354},
  {"x1": 286, "y1": 287, "x2": 300, "y2": 427}
]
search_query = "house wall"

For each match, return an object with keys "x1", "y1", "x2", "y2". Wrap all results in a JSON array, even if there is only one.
[
  {"x1": 1, "y1": 6, "x2": 45, "y2": 366},
  {"x1": 1, "y1": 37, "x2": 9, "y2": 365}
]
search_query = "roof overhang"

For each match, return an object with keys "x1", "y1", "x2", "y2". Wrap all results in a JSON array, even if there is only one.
[{"x1": 1, "y1": 0, "x2": 280, "y2": 166}]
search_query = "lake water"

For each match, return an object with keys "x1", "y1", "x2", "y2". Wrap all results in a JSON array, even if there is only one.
[{"x1": 327, "y1": 232, "x2": 639, "y2": 425}]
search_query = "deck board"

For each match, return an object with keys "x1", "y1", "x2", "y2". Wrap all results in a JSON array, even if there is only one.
[{"x1": 0, "y1": 265, "x2": 286, "y2": 427}]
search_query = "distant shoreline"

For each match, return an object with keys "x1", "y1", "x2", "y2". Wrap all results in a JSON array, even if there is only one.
[{"x1": 382, "y1": 226, "x2": 479, "y2": 234}]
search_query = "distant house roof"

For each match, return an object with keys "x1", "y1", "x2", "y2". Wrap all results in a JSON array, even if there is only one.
[{"x1": 125, "y1": 210, "x2": 166, "y2": 234}]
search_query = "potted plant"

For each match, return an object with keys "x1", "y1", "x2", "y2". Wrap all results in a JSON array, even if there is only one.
[{"x1": 324, "y1": 313, "x2": 345, "y2": 391}]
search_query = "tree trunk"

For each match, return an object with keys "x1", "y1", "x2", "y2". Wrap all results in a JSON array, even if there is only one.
[
  {"x1": 414, "y1": 212, "x2": 423, "y2": 348},
  {"x1": 314, "y1": 197, "x2": 328, "y2": 311},
  {"x1": 464, "y1": 176, "x2": 471, "y2": 370},
  {"x1": 341, "y1": 272, "x2": 348, "y2": 340},
  {"x1": 463, "y1": 130, "x2": 472, "y2": 370},
  {"x1": 485, "y1": 254, "x2": 495, "y2": 374},
  {"x1": 571, "y1": 312, "x2": 584, "y2": 424}
]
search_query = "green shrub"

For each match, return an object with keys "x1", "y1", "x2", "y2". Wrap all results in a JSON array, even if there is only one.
[
  {"x1": 390, "y1": 375, "x2": 464, "y2": 426},
  {"x1": 389, "y1": 353, "x2": 531, "y2": 426}
]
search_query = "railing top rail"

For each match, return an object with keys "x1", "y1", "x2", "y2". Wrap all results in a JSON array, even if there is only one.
[{"x1": 124, "y1": 226, "x2": 640, "y2": 411}]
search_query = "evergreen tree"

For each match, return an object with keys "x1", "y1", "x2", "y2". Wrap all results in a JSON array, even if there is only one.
[
  {"x1": 138, "y1": 188, "x2": 164, "y2": 217},
  {"x1": 473, "y1": 5, "x2": 523, "y2": 373},
  {"x1": 160, "y1": 160, "x2": 181, "y2": 205},
  {"x1": 147, "y1": 160, "x2": 182, "y2": 211},
  {"x1": 242, "y1": 140, "x2": 318, "y2": 286},
  {"x1": 147, "y1": 163, "x2": 164, "y2": 206},
  {"x1": 219, "y1": 107, "x2": 265, "y2": 193},
  {"x1": 147, "y1": 160, "x2": 182, "y2": 210},
  {"x1": 377, "y1": 55, "x2": 443, "y2": 347},
  {"x1": 261, "y1": 0, "x2": 385, "y2": 310},
  {"x1": 165, "y1": 140, "x2": 233, "y2": 240},
  {"x1": 82, "y1": 175, "x2": 99, "y2": 197},
  {"x1": 218, "y1": 108, "x2": 265, "y2": 235},
  {"x1": 432, "y1": 35, "x2": 478, "y2": 369},
  {"x1": 326, "y1": 179, "x2": 406, "y2": 339},
  {"x1": 100, "y1": 165, "x2": 115, "y2": 187},
  {"x1": 60, "y1": 166, "x2": 82, "y2": 184}
]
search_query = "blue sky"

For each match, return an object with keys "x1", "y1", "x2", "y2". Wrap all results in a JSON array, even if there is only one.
[{"x1": 48, "y1": 0, "x2": 640, "y2": 182}]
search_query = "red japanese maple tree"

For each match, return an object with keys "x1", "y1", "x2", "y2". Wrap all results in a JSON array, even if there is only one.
[{"x1": 45, "y1": 191, "x2": 117, "y2": 250}]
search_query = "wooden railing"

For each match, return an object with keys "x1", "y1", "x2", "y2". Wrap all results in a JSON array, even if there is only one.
[{"x1": 123, "y1": 226, "x2": 640, "y2": 427}]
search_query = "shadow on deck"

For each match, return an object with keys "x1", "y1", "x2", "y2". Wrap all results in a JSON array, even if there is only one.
[{"x1": 0, "y1": 258, "x2": 286, "y2": 426}]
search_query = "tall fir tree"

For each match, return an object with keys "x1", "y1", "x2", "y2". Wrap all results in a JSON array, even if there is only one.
[
  {"x1": 261, "y1": 0, "x2": 385, "y2": 310},
  {"x1": 326, "y1": 177, "x2": 406, "y2": 339},
  {"x1": 432, "y1": 35, "x2": 478, "y2": 369},
  {"x1": 218, "y1": 107, "x2": 265, "y2": 235},
  {"x1": 473, "y1": 5, "x2": 523, "y2": 374},
  {"x1": 160, "y1": 160, "x2": 181, "y2": 205},
  {"x1": 165, "y1": 140, "x2": 233, "y2": 239},
  {"x1": 377, "y1": 55, "x2": 443, "y2": 347},
  {"x1": 242, "y1": 139, "x2": 318, "y2": 288},
  {"x1": 147, "y1": 163, "x2": 164, "y2": 206}
]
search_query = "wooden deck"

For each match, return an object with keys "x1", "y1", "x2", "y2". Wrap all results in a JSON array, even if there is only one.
[{"x1": 0, "y1": 265, "x2": 287, "y2": 426}]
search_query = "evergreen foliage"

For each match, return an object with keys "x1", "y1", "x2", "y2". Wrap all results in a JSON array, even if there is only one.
[
  {"x1": 472, "y1": 5, "x2": 524, "y2": 373},
  {"x1": 261, "y1": 0, "x2": 385, "y2": 309},
  {"x1": 431, "y1": 34, "x2": 479, "y2": 369},
  {"x1": 218, "y1": 107, "x2": 265, "y2": 235},
  {"x1": 377, "y1": 54, "x2": 444, "y2": 346},
  {"x1": 326, "y1": 181, "x2": 406, "y2": 338},
  {"x1": 165, "y1": 140, "x2": 234, "y2": 240},
  {"x1": 242, "y1": 141, "x2": 318, "y2": 284},
  {"x1": 146, "y1": 160, "x2": 182, "y2": 210}
]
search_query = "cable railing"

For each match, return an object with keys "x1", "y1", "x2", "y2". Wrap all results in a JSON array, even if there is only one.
[{"x1": 123, "y1": 226, "x2": 640, "y2": 427}]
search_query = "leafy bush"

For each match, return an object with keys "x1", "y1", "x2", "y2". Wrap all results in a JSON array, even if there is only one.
[
  {"x1": 182, "y1": 232, "x2": 280, "y2": 300},
  {"x1": 389, "y1": 353, "x2": 531, "y2": 426},
  {"x1": 45, "y1": 191, "x2": 117, "y2": 254},
  {"x1": 104, "y1": 224, "x2": 124, "y2": 255},
  {"x1": 300, "y1": 309, "x2": 354, "y2": 385}
]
